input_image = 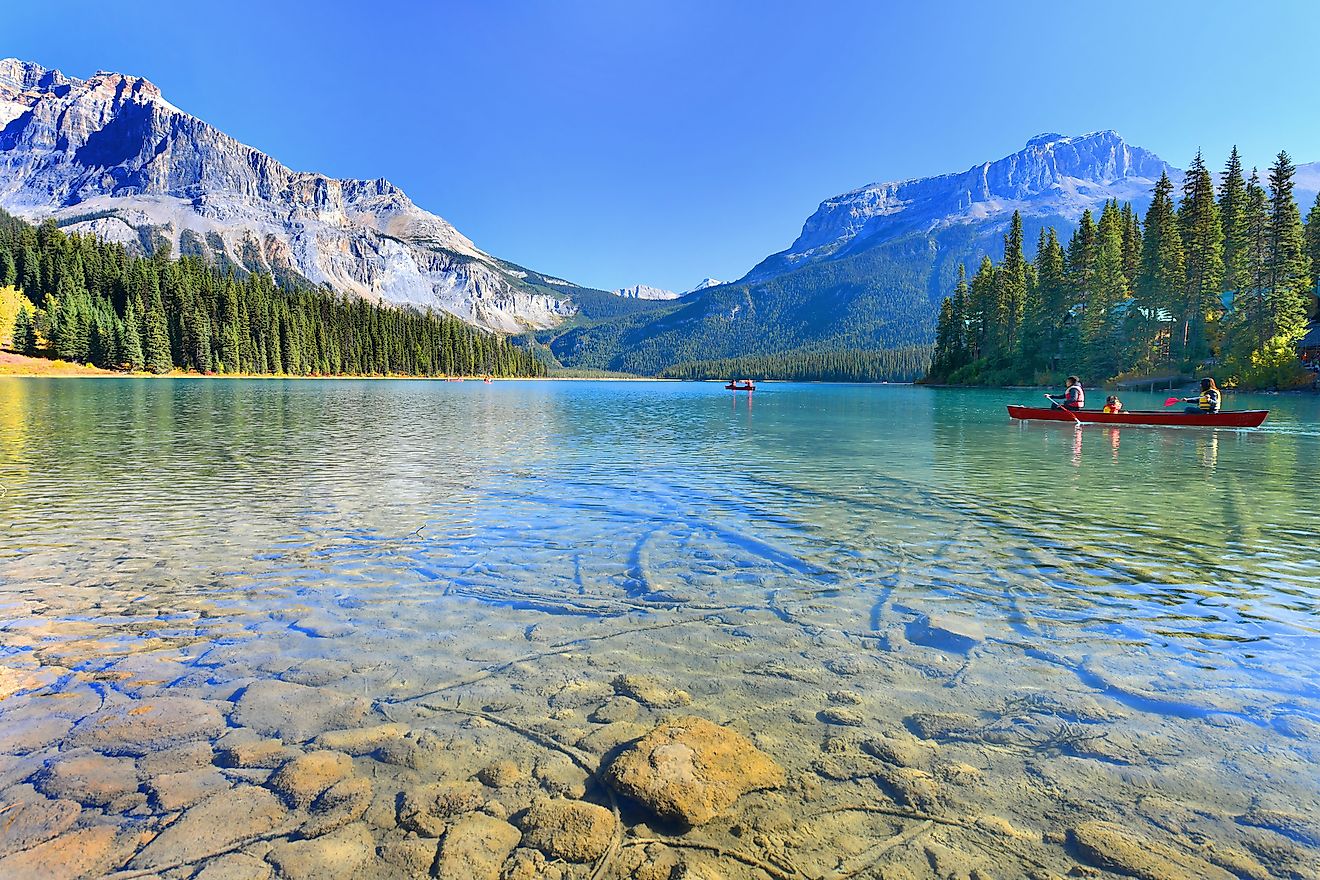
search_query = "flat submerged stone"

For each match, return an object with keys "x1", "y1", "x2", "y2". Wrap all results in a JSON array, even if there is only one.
[{"x1": 67, "y1": 696, "x2": 226, "y2": 756}]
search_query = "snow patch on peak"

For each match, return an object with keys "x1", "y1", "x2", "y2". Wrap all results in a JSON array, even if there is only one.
[
  {"x1": 1026, "y1": 133, "x2": 1066, "y2": 147},
  {"x1": 685, "y1": 278, "x2": 724, "y2": 294},
  {"x1": 614, "y1": 284, "x2": 681, "y2": 300}
]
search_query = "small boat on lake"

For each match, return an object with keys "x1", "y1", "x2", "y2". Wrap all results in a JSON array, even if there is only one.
[
  {"x1": 1007, "y1": 405, "x2": 1268, "y2": 428},
  {"x1": 725, "y1": 380, "x2": 756, "y2": 391}
]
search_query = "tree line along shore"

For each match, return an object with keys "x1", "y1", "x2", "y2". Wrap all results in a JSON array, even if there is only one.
[
  {"x1": 0, "y1": 208, "x2": 547, "y2": 379},
  {"x1": 925, "y1": 149, "x2": 1320, "y2": 391}
]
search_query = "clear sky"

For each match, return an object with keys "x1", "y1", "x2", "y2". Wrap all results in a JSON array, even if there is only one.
[{"x1": 6, "y1": 0, "x2": 1319, "y2": 292}]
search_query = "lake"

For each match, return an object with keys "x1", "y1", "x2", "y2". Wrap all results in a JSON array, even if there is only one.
[{"x1": 1, "y1": 377, "x2": 1317, "y2": 879}]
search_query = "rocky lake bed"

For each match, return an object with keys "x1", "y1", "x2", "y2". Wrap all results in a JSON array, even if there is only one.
[{"x1": 1, "y1": 379, "x2": 1317, "y2": 879}]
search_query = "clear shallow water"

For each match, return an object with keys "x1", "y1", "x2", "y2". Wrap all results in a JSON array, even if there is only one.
[{"x1": 0, "y1": 378, "x2": 1317, "y2": 879}]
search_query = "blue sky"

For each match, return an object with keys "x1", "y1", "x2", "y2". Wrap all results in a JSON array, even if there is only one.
[{"x1": 6, "y1": 1, "x2": 1319, "y2": 291}]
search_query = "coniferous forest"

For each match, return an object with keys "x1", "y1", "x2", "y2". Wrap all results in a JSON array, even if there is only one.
[
  {"x1": 0, "y1": 209, "x2": 546, "y2": 377},
  {"x1": 660, "y1": 346, "x2": 931, "y2": 382},
  {"x1": 926, "y1": 149, "x2": 1320, "y2": 390}
]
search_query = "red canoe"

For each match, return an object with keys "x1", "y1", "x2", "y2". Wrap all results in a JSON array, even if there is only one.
[
  {"x1": 1007, "y1": 405, "x2": 1268, "y2": 428},
  {"x1": 725, "y1": 384, "x2": 756, "y2": 391}
]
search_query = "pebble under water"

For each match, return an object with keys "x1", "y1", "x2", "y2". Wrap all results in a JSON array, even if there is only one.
[{"x1": 0, "y1": 377, "x2": 1317, "y2": 880}]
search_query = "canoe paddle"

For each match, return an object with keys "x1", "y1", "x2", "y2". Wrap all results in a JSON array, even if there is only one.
[
  {"x1": 1163, "y1": 396, "x2": 1180, "y2": 407},
  {"x1": 1045, "y1": 393, "x2": 1082, "y2": 424}
]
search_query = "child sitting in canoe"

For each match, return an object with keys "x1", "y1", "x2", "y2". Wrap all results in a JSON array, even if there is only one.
[{"x1": 1103, "y1": 396, "x2": 1123, "y2": 414}]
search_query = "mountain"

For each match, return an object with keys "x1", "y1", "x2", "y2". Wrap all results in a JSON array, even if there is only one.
[
  {"x1": 0, "y1": 58, "x2": 644, "y2": 334},
  {"x1": 546, "y1": 132, "x2": 1319, "y2": 374},
  {"x1": 614, "y1": 284, "x2": 681, "y2": 300},
  {"x1": 744, "y1": 131, "x2": 1170, "y2": 282},
  {"x1": 687, "y1": 278, "x2": 724, "y2": 293}
]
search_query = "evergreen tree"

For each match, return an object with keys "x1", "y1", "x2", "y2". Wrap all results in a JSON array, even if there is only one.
[
  {"x1": 1176, "y1": 150, "x2": 1223, "y2": 362},
  {"x1": 1305, "y1": 192, "x2": 1320, "y2": 309},
  {"x1": 12, "y1": 308, "x2": 33, "y2": 354},
  {"x1": 1219, "y1": 146, "x2": 1249, "y2": 296},
  {"x1": 1264, "y1": 151, "x2": 1310, "y2": 340},
  {"x1": 121, "y1": 299, "x2": 144, "y2": 370},
  {"x1": 1086, "y1": 201, "x2": 1128, "y2": 376},
  {"x1": 144, "y1": 285, "x2": 173, "y2": 374},
  {"x1": 998, "y1": 211, "x2": 1028, "y2": 354},
  {"x1": 1135, "y1": 172, "x2": 1184, "y2": 368}
]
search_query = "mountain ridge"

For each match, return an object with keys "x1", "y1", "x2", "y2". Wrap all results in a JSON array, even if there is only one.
[
  {"x1": 547, "y1": 132, "x2": 1319, "y2": 374},
  {"x1": 0, "y1": 58, "x2": 635, "y2": 334}
]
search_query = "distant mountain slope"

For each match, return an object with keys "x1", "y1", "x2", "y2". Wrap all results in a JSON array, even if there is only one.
[
  {"x1": 0, "y1": 58, "x2": 645, "y2": 333},
  {"x1": 548, "y1": 132, "x2": 1318, "y2": 374}
]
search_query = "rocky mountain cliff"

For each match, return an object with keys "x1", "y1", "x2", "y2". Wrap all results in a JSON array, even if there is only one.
[
  {"x1": 745, "y1": 131, "x2": 1174, "y2": 283},
  {"x1": 0, "y1": 59, "x2": 612, "y2": 333}
]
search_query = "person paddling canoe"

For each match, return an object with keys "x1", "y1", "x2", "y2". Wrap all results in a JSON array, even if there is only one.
[
  {"x1": 1046, "y1": 376, "x2": 1085, "y2": 411},
  {"x1": 1181, "y1": 377, "x2": 1221, "y2": 414}
]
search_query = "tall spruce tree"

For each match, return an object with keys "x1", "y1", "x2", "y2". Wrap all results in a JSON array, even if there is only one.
[
  {"x1": 1135, "y1": 172, "x2": 1184, "y2": 368},
  {"x1": 1177, "y1": 151, "x2": 1224, "y2": 362},
  {"x1": 1264, "y1": 151, "x2": 1310, "y2": 340},
  {"x1": 998, "y1": 211, "x2": 1028, "y2": 354},
  {"x1": 1086, "y1": 201, "x2": 1129, "y2": 376},
  {"x1": 1219, "y1": 147, "x2": 1248, "y2": 296},
  {"x1": 1305, "y1": 192, "x2": 1320, "y2": 311}
]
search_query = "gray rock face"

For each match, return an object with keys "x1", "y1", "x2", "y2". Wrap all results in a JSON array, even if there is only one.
[
  {"x1": 746, "y1": 131, "x2": 1175, "y2": 282},
  {"x1": 0, "y1": 58, "x2": 580, "y2": 333}
]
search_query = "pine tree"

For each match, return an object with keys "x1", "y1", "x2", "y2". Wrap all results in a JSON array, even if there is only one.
[
  {"x1": 144, "y1": 285, "x2": 173, "y2": 374},
  {"x1": 121, "y1": 299, "x2": 144, "y2": 370},
  {"x1": 1305, "y1": 192, "x2": 1320, "y2": 310},
  {"x1": 998, "y1": 211, "x2": 1028, "y2": 354},
  {"x1": 1086, "y1": 201, "x2": 1129, "y2": 376},
  {"x1": 1135, "y1": 172, "x2": 1184, "y2": 368},
  {"x1": 1264, "y1": 151, "x2": 1310, "y2": 341},
  {"x1": 12, "y1": 308, "x2": 32, "y2": 354},
  {"x1": 1176, "y1": 150, "x2": 1224, "y2": 362},
  {"x1": 1219, "y1": 147, "x2": 1248, "y2": 296}
]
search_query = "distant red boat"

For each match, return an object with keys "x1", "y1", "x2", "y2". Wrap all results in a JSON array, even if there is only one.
[
  {"x1": 1007, "y1": 405, "x2": 1268, "y2": 428},
  {"x1": 726, "y1": 382, "x2": 756, "y2": 391}
]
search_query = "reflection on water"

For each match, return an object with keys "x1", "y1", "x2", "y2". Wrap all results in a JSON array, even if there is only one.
[{"x1": 0, "y1": 378, "x2": 1318, "y2": 879}]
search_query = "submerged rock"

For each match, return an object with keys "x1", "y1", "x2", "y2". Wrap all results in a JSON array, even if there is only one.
[
  {"x1": 435, "y1": 813, "x2": 521, "y2": 879},
  {"x1": 232, "y1": 680, "x2": 368, "y2": 742},
  {"x1": 905, "y1": 613, "x2": 985, "y2": 653},
  {"x1": 148, "y1": 767, "x2": 231, "y2": 811},
  {"x1": 397, "y1": 781, "x2": 487, "y2": 836},
  {"x1": 67, "y1": 696, "x2": 225, "y2": 756},
  {"x1": 612, "y1": 674, "x2": 691, "y2": 709},
  {"x1": 0, "y1": 795, "x2": 81, "y2": 856},
  {"x1": 193, "y1": 851, "x2": 276, "y2": 880},
  {"x1": 1236, "y1": 806, "x2": 1320, "y2": 846},
  {"x1": 0, "y1": 825, "x2": 122, "y2": 880},
  {"x1": 905, "y1": 712, "x2": 980, "y2": 742},
  {"x1": 0, "y1": 716, "x2": 73, "y2": 755},
  {"x1": 818, "y1": 707, "x2": 864, "y2": 726},
  {"x1": 604, "y1": 715, "x2": 785, "y2": 826},
  {"x1": 265, "y1": 822, "x2": 373, "y2": 880},
  {"x1": 476, "y1": 759, "x2": 524, "y2": 788},
  {"x1": 517, "y1": 798, "x2": 616, "y2": 862},
  {"x1": 268, "y1": 750, "x2": 354, "y2": 808},
  {"x1": 1069, "y1": 820, "x2": 1234, "y2": 880},
  {"x1": 311, "y1": 723, "x2": 407, "y2": 756},
  {"x1": 36, "y1": 753, "x2": 139, "y2": 807},
  {"x1": 299, "y1": 776, "x2": 372, "y2": 839},
  {"x1": 129, "y1": 787, "x2": 288, "y2": 871}
]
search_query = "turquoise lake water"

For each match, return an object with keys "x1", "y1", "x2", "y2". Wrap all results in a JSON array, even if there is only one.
[{"x1": 0, "y1": 378, "x2": 1317, "y2": 878}]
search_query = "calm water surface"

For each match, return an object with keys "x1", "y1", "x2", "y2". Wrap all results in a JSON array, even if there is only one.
[{"x1": 1, "y1": 378, "x2": 1317, "y2": 879}]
